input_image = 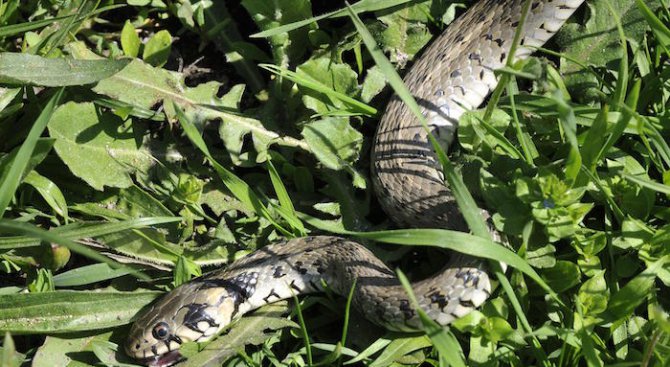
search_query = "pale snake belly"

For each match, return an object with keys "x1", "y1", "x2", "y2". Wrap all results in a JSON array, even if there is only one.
[{"x1": 126, "y1": 1, "x2": 585, "y2": 365}]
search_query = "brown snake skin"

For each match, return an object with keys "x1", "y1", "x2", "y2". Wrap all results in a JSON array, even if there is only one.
[{"x1": 126, "y1": 1, "x2": 585, "y2": 365}]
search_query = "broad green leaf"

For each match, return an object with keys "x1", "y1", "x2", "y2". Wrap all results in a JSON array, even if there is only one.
[
  {"x1": 241, "y1": 0, "x2": 313, "y2": 63},
  {"x1": 200, "y1": 183, "x2": 251, "y2": 216},
  {"x1": 23, "y1": 171, "x2": 68, "y2": 219},
  {"x1": 606, "y1": 256, "x2": 669, "y2": 320},
  {"x1": 542, "y1": 260, "x2": 581, "y2": 293},
  {"x1": 375, "y1": 2, "x2": 433, "y2": 63},
  {"x1": 0, "y1": 53, "x2": 129, "y2": 86},
  {"x1": 0, "y1": 332, "x2": 22, "y2": 367},
  {"x1": 93, "y1": 60, "x2": 307, "y2": 154},
  {"x1": 578, "y1": 270, "x2": 609, "y2": 316},
  {"x1": 125, "y1": 184, "x2": 176, "y2": 215},
  {"x1": 92, "y1": 229, "x2": 177, "y2": 266},
  {"x1": 301, "y1": 117, "x2": 363, "y2": 171},
  {"x1": 173, "y1": 256, "x2": 201, "y2": 287},
  {"x1": 0, "y1": 87, "x2": 21, "y2": 116},
  {"x1": 294, "y1": 58, "x2": 368, "y2": 114},
  {"x1": 0, "y1": 218, "x2": 174, "y2": 280},
  {"x1": 32, "y1": 331, "x2": 114, "y2": 367},
  {"x1": 344, "y1": 338, "x2": 392, "y2": 365},
  {"x1": 217, "y1": 84, "x2": 273, "y2": 165},
  {"x1": 90, "y1": 338, "x2": 139, "y2": 367},
  {"x1": 93, "y1": 59, "x2": 221, "y2": 122},
  {"x1": 143, "y1": 30, "x2": 172, "y2": 67},
  {"x1": 121, "y1": 20, "x2": 141, "y2": 57},
  {"x1": 557, "y1": 0, "x2": 657, "y2": 99},
  {"x1": 526, "y1": 244, "x2": 557, "y2": 268},
  {"x1": 48, "y1": 102, "x2": 153, "y2": 190},
  {"x1": 361, "y1": 65, "x2": 386, "y2": 103},
  {"x1": 0, "y1": 291, "x2": 160, "y2": 333},
  {"x1": 603, "y1": 156, "x2": 655, "y2": 220},
  {"x1": 577, "y1": 270, "x2": 609, "y2": 316},
  {"x1": 612, "y1": 217, "x2": 652, "y2": 250}
]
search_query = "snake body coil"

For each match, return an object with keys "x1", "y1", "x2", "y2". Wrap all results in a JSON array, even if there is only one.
[{"x1": 126, "y1": 1, "x2": 585, "y2": 365}]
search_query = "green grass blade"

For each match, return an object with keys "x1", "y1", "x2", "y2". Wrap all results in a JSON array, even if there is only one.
[
  {"x1": 552, "y1": 89, "x2": 582, "y2": 184},
  {"x1": 623, "y1": 173, "x2": 670, "y2": 194},
  {"x1": 602, "y1": 79, "x2": 640, "y2": 162},
  {"x1": 343, "y1": 338, "x2": 391, "y2": 365},
  {"x1": 266, "y1": 159, "x2": 306, "y2": 236},
  {"x1": 473, "y1": 113, "x2": 523, "y2": 159},
  {"x1": 505, "y1": 82, "x2": 534, "y2": 163},
  {"x1": 251, "y1": 0, "x2": 414, "y2": 38},
  {"x1": 0, "y1": 217, "x2": 181, "y2": 249},
  {"x1": 291, "y1": 293, "x2": 313, "y2": 365},
  {"x1": 397, "y1": 270, "x2": 466, "y2": 367},
  {"x1": 0, "y1": 220, "x2": 150, "y2": 280},
  {"x1": 260, "y1": 64, "x2": 377, "y2": 116},
  {"x1": 340, "y1": 278, "x2": 357, "y2": 350},
  {"x1": 0, "y1": 14, "x2": 75, "y2": 37},
  {"x1": 635, "y1": 0, "x2": 670, "y2": 55},
  {"x1": 0, "y1": 88, "x2": 63, "y2": 217},
  {"x1": 606, "y1": 255, "x2": 670, "y2": 320},
  {"x1": 603, "y1": 0, "x2": 628, "y2": 111}
]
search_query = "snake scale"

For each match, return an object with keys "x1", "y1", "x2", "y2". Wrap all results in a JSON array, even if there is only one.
[{"x1": 126, "y1": 1, "x2": 584, "y2": 365}]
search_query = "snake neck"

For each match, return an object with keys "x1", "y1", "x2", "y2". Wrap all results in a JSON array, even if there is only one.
[{"x1": 200, "y1": 237, "x2": 491, "y2": 332}]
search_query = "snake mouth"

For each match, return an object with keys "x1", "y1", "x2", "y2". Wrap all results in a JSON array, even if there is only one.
[{"x1": 142, "y1": 350, "x2": 183, "y2": 367}]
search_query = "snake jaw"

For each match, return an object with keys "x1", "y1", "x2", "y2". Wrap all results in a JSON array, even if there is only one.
[
  {"x1": 126, "y1": 281, "x2": 242, "y2": 364},
  {"x1": 142, "y1": 350, "x2": 183, "y2": 367}
]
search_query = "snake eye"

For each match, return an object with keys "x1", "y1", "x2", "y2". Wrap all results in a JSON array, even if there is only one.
[{"x1": 152, "y1": 322, "x2": 170, "y2": 340}]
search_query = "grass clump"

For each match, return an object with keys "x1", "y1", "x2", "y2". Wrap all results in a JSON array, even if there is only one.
[{"x1": 0, "y1": 0, "x2": 668, "y2": 366}]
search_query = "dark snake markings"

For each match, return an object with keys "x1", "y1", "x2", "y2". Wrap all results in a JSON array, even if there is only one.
[{"x1": 124, "y1": 2, "x2": 586, "y2": 364}]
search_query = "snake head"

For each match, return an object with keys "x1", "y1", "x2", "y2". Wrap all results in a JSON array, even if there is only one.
[{"x1": 125, "y1": 280, "x2": 241, "y2": 366}]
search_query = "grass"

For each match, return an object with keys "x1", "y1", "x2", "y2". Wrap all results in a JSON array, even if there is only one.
[{"x1": 0, "y1": 0, "x2": 668, "y2": 366}]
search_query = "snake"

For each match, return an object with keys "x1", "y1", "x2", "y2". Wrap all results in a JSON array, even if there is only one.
[{"x1": 125, "y1": 1, "x2": 584, "y2": 365}]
